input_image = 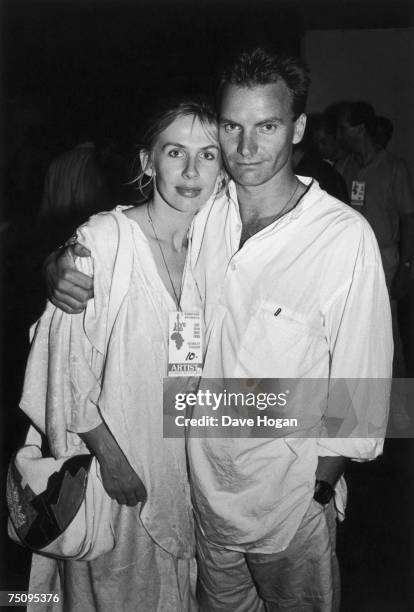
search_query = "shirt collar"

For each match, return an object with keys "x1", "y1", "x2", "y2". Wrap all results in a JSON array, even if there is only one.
[{"x1": 227, "y1": 175, "x2": 320, "y2": 223}]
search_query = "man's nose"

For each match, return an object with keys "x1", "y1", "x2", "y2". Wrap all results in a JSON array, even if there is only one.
[
  {"x1": 183, "y1": 157, "x2": 199, "y2": 179},
  {"x1": 237, "y1": 131, "x2": 258, "y2": 157}
]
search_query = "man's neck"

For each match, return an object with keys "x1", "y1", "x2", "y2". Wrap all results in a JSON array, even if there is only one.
[
  {"x1": 354, "y1": 137, "x2": 379, "y2": 168},
  {"x1": 235, "y1": 170, "x2": 301, "y2": 224},
  {"x1": 235, "y1": 171, "x2": 308, "y2": 248}
]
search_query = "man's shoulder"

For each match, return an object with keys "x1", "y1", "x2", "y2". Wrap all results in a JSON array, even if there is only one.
[
  {"x1": 306, "y1": 182, "x2": 376, "y2": 244},
  {"x1": 305, "y1": 179, "x2": 355, "y2": 218},
  {"x1": 380, "y1": 149, "x2": 409, "y2": 172},
  {"x1": 192, "y1": 187, "x2": 232, "y2": 232}
]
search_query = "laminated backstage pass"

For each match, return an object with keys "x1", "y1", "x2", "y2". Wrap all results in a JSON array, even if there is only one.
[
  {"x1": 168, "y1": 311, "x2": 203, "y2": 376},
  {"x1": 351, "y1": 180, "x2": 365, "y2": 206}
]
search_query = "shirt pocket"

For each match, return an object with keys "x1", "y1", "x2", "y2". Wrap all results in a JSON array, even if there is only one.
[{"x1": 237, "y1": 300, "x2": 326, "y2": 377}]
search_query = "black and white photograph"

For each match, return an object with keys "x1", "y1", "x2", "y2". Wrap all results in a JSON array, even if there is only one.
[{"x1": 1, "y1": 1, "x2": 414, "y2": 610}]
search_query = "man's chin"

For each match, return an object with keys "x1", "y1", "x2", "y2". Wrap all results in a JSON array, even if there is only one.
[{"x1": 232, "y1": 173, "x2": 268, "y2": 187}]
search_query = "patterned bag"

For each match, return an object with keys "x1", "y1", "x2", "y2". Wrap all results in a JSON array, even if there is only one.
[{"x1": 7, "y1": 426, "x2": 115, "y2": 560}]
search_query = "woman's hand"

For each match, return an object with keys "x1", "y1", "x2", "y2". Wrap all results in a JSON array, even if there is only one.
[
  {"x1": 80, "y1": 422, "x2": 147, "y2": 506},
  {"x1": 98, "y1": 451, "x2": 147, "y2": 507}
]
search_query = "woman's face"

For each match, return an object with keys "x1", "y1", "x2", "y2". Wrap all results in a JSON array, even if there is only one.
[{"x1": 146, "y1": 115, "x2": 222, "y2": 213}]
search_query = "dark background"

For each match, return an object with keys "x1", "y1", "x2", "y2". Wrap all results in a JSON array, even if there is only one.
[{"x1": 1, "y1": 1, "x2": 414, "y2": 610}]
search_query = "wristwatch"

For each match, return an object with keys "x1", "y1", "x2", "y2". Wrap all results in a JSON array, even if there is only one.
[{"x1": 313, "y1": 480, "x2": 335, "y2": 506}]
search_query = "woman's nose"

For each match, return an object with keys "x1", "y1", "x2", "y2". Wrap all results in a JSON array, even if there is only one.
[{"x1": 182, "y1": 157, "x2": 199, "y2": 179}]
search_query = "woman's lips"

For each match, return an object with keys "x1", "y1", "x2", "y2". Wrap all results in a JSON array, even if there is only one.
[{"x1": 175, "y1": 187, "x2": 202, "y2": 197}]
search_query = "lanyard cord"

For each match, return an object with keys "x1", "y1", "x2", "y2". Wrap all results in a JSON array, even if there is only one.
[
  {"x1": 243, "y1": 179, "x2": 311, "y2": 238},
  {"x1": 147, "y1": 202, "x2": 182, "y2": 311}
]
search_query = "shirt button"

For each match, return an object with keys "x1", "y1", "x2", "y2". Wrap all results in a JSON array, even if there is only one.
[{"x1": 230, "y1": 263, "x2": 237, "y2": 271}]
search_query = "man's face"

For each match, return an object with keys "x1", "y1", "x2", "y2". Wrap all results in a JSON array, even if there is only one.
[
  {"x1": 218, "y1": 82, "x2": 306, "y2": 187},
  {"x1": 313, "y1": 128, "x2": 337, "y2": 161},
  {"x1": 337, "y1": 115, "x2": 360, "y2": 153}
]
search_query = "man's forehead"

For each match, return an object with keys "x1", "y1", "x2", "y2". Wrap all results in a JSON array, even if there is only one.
[{"x1": 219, "y1": 82, "x2": 293, "y2": 119}]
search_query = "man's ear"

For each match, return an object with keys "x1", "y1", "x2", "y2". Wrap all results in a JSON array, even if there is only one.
[
  {"x1": 139, "y1": 150, "x2": 154, "y2": 176},
  {"x1": 292, "y1": 114, "x2": 307, "y2": 145}
]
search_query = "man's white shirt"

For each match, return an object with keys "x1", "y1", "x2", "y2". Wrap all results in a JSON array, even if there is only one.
[{"x1": 186, "y1": 177, "x2": 393, "y2": 553}]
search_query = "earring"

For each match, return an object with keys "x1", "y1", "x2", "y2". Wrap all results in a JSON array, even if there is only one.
[
  {"x1": 138, "y1": 173, "x2": 155, "y2": 199},
  {"x1": 215, "y1": 173, "x2": 229, "y2": 196}
]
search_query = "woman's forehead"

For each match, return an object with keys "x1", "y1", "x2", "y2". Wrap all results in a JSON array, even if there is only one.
[{"x1": 156, "y1": 115, "x2": 219, "y2": 147}]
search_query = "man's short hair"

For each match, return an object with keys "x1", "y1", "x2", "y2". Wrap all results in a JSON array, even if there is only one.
[
  {"x1": 313, "y1": 112, "x2": 338, "y2": 137},
  {"x1": 217, "y1": 47, "x2": 310, "y2": 120},
  {"x1": 342, "y1": 101, "x2": 377, "y2": 138}
]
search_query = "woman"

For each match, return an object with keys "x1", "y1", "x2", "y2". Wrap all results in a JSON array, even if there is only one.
[{"x1": 19, "y1": 99, "x2": 224, "y2": 611}]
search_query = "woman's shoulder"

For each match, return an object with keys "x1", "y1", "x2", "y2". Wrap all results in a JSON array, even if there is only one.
[
  {"x1": 73, "y1": 207, "x2": 137, "y2": 283},
  {"x1": 76, "y1": 207, "x2": 133, "y2": 250}
]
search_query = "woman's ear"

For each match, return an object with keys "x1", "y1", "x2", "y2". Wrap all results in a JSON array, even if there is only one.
[{"x1": 139, "y1": 150, "x2": 154, "y2": 176}]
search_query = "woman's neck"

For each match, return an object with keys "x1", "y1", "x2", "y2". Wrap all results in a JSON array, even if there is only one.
[{"x1": 147, "y1": 195, "x2": 196, "y2": 252}]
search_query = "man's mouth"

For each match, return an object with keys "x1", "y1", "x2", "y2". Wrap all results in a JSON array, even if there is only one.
[{"x1": 236, "y1": 161, "x2": 263, "y2": 167}]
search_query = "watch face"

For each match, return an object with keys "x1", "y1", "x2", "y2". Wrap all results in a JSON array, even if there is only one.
[{"x1": 314, "y1": 480, "x2": 335, "y2": 505}]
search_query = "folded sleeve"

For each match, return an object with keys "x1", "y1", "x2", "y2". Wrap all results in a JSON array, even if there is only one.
[
  {"x1": 19, "y1": 213, "x2": 120, "y2": 458},
  {"x1": 317, "y1": 222, "x2": 393, "y2": 460}
]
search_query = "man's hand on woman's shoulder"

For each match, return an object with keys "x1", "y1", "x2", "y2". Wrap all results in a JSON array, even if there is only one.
[{"x1": 44, "y1": 243, "x2": 94, "y2": 314}]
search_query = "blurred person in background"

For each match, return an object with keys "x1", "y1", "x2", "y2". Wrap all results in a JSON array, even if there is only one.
[{"x1": 292, "y1": 113, "x2": 348, "y2": 202}]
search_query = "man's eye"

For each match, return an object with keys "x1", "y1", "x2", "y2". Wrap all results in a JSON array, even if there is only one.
[
  {"x1": 224, "y1": 124, "x2": 240, "y2": 133},
  {"x1": 261, "y1": 124, "x2": 277, "y2": 134},
  {"x1": 168, "y1": 149, "x2": 184, "y2": 158}
]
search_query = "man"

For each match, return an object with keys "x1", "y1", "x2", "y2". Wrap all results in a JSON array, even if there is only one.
[
  {"x1": 336, "y1": 102, "x2": 414, "y2": 427},
  {"x1": 45, "y1": 49, "x2": 392, "y2": 611},
  {"x1": 292, "y1": 114, "x2": 349, "y2": 202},
  {"x1": 374, "y1": 115, "x2": 394, "y2": 150},
  {"x1": 336, "y1": 101, "x2": 414, "y2": 296},
  {"x1": 312, "y1": 111, "x2": 347, "y2": 168}
]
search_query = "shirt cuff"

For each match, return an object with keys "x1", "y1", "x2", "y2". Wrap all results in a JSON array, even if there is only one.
[{"x1": 317, "y1": 437, "x2": 384, "y2": 461}]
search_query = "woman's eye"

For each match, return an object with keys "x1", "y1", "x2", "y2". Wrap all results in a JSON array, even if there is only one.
[
  {"x1": 200, "y1": 151, "x2": 216, "y2": 161},
  {"x1": 168, "y1": 149, "x2": 184, "y2": 158}
]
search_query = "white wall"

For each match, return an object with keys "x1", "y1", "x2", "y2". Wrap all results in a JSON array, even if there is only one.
[{"x1": 303, "y1": 28, "x2": 414, "y2": 171}]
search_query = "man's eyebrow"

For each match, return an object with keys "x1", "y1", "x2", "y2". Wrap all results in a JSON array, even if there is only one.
[
  {"x1": 219, "y1": 116, "x2": 284, "y2": 125},
  {"x1": 257, "y1": 117, "x2": 283, "y2": 124},
  {"x1": 219, "y1": 117, "x2": 239, "y2": 124}
]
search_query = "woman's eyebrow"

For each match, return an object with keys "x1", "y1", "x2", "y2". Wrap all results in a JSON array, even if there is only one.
[
  {"x1": 162, "y1": 142, "x2": 185, "y2": 150},
  {"x1": 162, "y1": 143, "x2": 220, "y2": 151}
]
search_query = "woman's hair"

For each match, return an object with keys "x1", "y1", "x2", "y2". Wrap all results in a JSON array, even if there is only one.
[{"x1": 132, "y1": 97, "x2": 218, "y2": 201}]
